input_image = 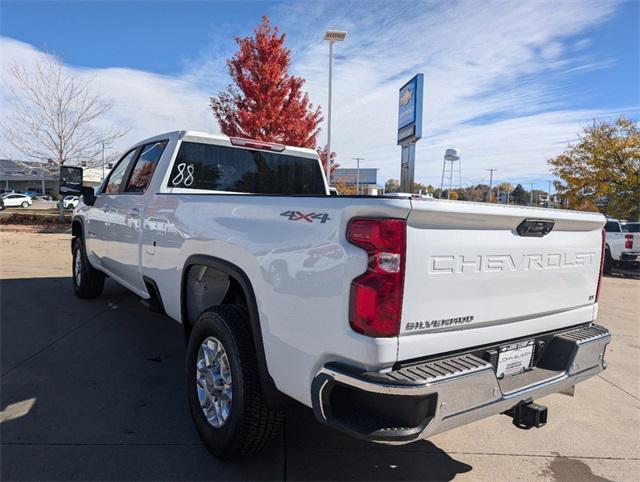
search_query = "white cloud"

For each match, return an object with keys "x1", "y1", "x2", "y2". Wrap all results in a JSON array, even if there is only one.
[
  {"x1": 0, "y1": 37, "x2": 216, "y2": 159},
  {"x1": 1, "y1": 0, "x2": 636, "y2": 190},
  {"x1": 278, "y1": 0, "x2": 635, "y2": 187}
]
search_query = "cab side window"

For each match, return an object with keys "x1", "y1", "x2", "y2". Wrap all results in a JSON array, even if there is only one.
[
  {"x1": 105, "y1": 149, "x2": 138, "y2": 194},
  {"x1": 125, "y1": 141, "x2": 167, "y2": 193}
]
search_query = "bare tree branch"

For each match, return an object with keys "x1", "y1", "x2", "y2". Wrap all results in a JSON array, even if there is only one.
[{"x1": 1, "y1": 52, "x2": 127, "y2": 167}]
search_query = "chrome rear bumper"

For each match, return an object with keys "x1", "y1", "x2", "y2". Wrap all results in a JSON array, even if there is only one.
[{"x1": 311, "y1": 324, "x2": 610, "y2": 444}]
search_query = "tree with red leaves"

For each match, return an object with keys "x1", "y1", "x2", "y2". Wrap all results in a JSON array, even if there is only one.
[
  {"x1": 316, "y1": 145, "x2": 339, "y2": 176},
  {"x1": 211, "y1": 16, "x2": 322, "y2": 149}
]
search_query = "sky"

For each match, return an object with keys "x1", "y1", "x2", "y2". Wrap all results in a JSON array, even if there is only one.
[{"x1": 1, "y1": 0, "x2": 638, "y2": 190}]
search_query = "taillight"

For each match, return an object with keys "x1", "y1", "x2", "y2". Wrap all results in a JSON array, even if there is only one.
[
  {"x1": 596, "y1": 227, "x2": 605, "y2": 303},
  {"x1": 347, "y1": 218, "x2": 406, "y2": 337},
  {"x1": 625, "y1": 234, "x2": 633, "y2": 249}
]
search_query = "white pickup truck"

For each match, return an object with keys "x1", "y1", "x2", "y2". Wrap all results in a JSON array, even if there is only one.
[
  {"x1": 66, "y1": 131, "x2": 611, "y2": 459},
  {"x1": 604, "y1": 219, "x2": 640, "y2": 273}
]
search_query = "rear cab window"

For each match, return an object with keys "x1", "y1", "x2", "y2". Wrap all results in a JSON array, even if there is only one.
[
  {"x1": 167, "y1": 141, "x2": 326, "y2": 195},
  {"x1": 622, "y1": 223, "x2": 640, "y2": 233},
  {"x1": 605, "y1": 221, "x2": 621, "y2": 233}
]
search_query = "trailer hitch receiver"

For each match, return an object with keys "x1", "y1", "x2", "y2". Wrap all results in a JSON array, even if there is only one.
[{"x1": 506, "y1": 400, "x2": 548, "y2": 429}]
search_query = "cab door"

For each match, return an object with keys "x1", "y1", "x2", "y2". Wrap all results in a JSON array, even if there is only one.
[
  {"x1": 105, "y1": 141, "x2": 167, "y2": 291},
  {"x1": 85, "y1": 148, "x2": 139, "y2": 268}
]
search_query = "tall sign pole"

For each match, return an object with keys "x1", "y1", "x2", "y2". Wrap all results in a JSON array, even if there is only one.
[{"x1": 397, "y1": 74, "x2": 424, "y2": 193}]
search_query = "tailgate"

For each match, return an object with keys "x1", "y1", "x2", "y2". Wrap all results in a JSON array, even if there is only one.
[{"x1": 400, "y1": 200, "x2": 605, "y2": 341}]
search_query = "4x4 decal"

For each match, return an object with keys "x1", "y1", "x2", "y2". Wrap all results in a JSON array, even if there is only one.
[{"x1": 280, "y1": 211, "x2": 331, "y2": 224}]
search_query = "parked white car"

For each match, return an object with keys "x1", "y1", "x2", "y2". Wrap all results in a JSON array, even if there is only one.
[
  {"x1": 69, "y1": 131, "x2": 611, "y2": 460},
  {"x1": 0, "y1": 193, "x2": 32, "y2": 208}
]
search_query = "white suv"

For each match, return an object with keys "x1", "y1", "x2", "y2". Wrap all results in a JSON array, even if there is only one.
[
  {"x1": 0, "y1": 193, "x2": 32, "y2": 209},
  {"x1": 62, "y1": 196, "x2": 80, "y2": 209}
]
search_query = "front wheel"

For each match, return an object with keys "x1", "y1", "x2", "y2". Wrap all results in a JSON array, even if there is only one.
[
  {"x1": 72, "y1": 237, "x2": 105, "y2": 298},
  {"x1": 186, "y1": 305, "x2": 283, "y2": 459},
  {"x1": 21, "y1": 201, "x2": 29, "y2": 208}
]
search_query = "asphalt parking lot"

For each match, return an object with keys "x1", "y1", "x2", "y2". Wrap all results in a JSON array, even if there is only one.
[{"x1": 1, "y1": 230, "x2": 639, "y2": 481}]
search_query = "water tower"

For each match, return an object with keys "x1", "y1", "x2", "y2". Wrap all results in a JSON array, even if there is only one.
[{"x1": 440, "y1": 147, "x2": 462, "y2": 199}]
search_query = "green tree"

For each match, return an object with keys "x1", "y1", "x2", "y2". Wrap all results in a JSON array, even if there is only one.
[
  {"x1": 385, "y1": 179, "x2": 400, "y2": 193},
  {"x1": 512, "y1": 184, "x2": 529, "y2": 205},
  {"x1": 549, "y1": 116, "x2": 640, "y2": 219},
  {"x1": 413, "y1": 182, "x2": 429, "y2": 194}
]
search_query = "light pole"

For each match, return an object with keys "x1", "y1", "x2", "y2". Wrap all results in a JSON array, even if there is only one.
[
  {"x1": 486, "y1": 168, "x2": 497, "y2": 203},
  {"x1": 529, "y1": 182, "x2": 534, "y2": 206},
  {"x1": 323, "y1": 30, "x2": 347, "y2": 187},
  {"x1": 353, "y1": 157, "x2": 364, "y2": 195}
]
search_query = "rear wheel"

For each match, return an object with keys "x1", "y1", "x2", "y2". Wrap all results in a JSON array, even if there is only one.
[
  {"x1": 186, "y1": 305, "x2": 283, "y2": 459},
  {"x1": 72, "y1": 237, "x2": 105, "y2": 298},
  {"x1": 603, "y1": 247, "x2": 613, "y2": 275}
]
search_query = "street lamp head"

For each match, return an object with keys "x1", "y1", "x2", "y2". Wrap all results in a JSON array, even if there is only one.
[{"x1": 324, "y1": 30, "x2": 347, "y2": 42}]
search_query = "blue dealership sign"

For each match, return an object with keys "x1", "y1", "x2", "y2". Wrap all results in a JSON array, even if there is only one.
[{"x1": 397, "y1": 73, "x2": 424, "y2": 144}]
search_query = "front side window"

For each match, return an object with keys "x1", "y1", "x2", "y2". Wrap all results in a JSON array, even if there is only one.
[
  {"x1": 125, "y1": 141, "x2": 167, "y2": 193},
  {"x1": 167, "y1": 142, "x2": 325, "y2": 195},
  {"x1": 105, "y1": 149, "x2": 138, "y2": 194}
]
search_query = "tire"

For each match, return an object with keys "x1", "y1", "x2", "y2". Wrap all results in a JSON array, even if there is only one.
[
  {"x1": 21, "y1": 201, "x2": 29, "y2": 208},
  {"x1": 603, "y1": 247, "x2": 613, "y2": 275},
  {"x1": 186, "y1": 305, "x2": 283, "y2": 460},
  {"x1": 72, "y1": 237, "x2": 105, "y2": 298}
]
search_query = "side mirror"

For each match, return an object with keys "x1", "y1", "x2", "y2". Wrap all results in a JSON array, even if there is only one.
[
  {"x1": 81, "y1": 186, "x2": 96, "y2": 206},
  {"x1": 59, "y1": 166, "x2": 83, "y2": 195}
]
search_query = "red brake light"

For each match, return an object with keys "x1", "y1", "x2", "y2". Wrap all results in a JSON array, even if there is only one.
[
  {"x1": 229, "y1": 137, "x2": 285, "y2": 152},
  {"x1": 347, "y1": 218, "x2": 406, "y2": 337},
  {"x1": 596, "y1": 227, "x2": 605, "y2": 303},
  {"x1": 625, "y1": 234, "x2": 633, "y2": 249}
]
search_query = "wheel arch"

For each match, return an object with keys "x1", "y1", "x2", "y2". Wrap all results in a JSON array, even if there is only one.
[
  {"x1": 181, "y1": 254, "x2": 286, "y2": 409},
  {"x1": 71, "y1": 217, "x2": 84, "y2": 252}
]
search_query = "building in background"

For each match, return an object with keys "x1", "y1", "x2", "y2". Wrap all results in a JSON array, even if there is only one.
[
  {"x1": 333, "y1": 168, "x2": 381, "y2": 195},
  {"x1": 82, "y1": 166, "x2": 112, "y2": 187},
  {"x1": 0, "y1": 159, "x2": 58, "y2": 194},
  {"x1": 0, "y1": 159, "x2": 111, "y2": 194}
]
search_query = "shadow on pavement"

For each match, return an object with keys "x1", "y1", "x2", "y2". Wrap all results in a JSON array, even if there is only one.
[{"x1": 0, "y1": 276, "x2": 472, "y2": 481}]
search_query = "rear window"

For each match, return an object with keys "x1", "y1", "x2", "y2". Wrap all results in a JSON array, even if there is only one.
[
  {"x1": 168, "y1": 141, "x2": 325, "y2": 195},
  {"x1": 623, "y1": 223, "x2": 640, "y2": 233},
  {"x1": 605, "y1": 221, "x2": 621, "y2": 233}
]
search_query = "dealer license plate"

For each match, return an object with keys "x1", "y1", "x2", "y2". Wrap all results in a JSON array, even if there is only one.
[{"x1": 496, "y1": 340, "x2": 534, "y2": 378}]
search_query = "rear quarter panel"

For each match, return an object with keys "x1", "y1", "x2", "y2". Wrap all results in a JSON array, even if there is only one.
[{"x1": 141, "y1": 194, "x2": 411, "y2": 405}]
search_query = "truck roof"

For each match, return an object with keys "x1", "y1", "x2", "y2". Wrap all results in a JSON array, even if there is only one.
[{"x1": 133, "y1": 130, "x2": 319, "y2": 159}]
